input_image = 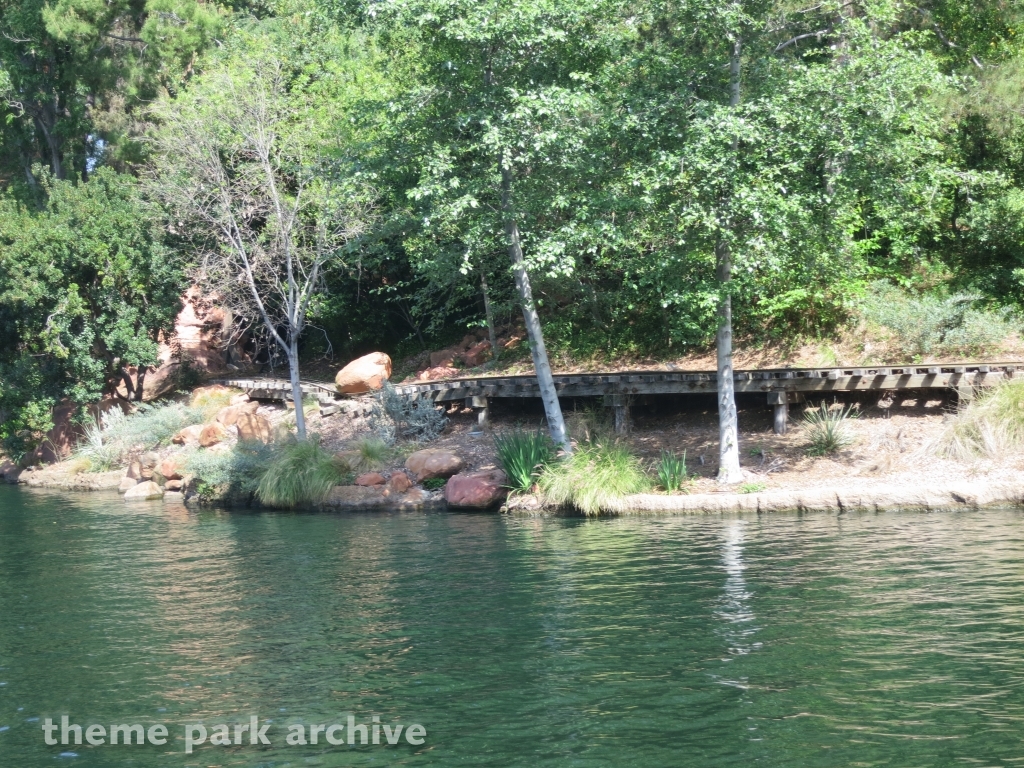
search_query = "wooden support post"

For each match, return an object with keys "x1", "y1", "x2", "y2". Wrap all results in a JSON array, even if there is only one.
[
  {"x1": 466, "y1": 396, "x2": 489, "y2": 429},
  {"x1": 603, "y1": 394, "x2": 631, "y2": 435},
  {"x1": 768, "y1": 392, "x2": 788, "y2": 435}
]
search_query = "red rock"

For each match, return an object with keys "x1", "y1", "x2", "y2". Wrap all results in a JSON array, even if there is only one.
[
  {"x1": 355, "y1": 472, "x2": 387, "y2": 486},
  {"x1": 126, "y1": 459, "x2": 144, "y2": 480},
  {"x1": 415, "y1": 365, "x2": 460, "y2": 382},
  {"x1": 158, "y1": 458, "x2": 183, "y2": 481},
  {"x1": 388, "y1": 472, "x2": 412, "y2": 493},
  {"x1": 27, "y1": 402, "x2": 80, "y2": 464},
  {"x1": 164, "y1": 479, "x2": 183, "y2": 492},
  {"x1": 459, "y1": 340, "x2": 492, "y2": 367},
  {"x1": 444, "y1": 469, "x2": 508, "y2": 508},
  {"x1": 429, "y1": 349, "x2": 457, "y2": 368},
  {"x1": 172, "y1": 424, "x2": 204, "y2": 446},
  {"x1": 199, "y1": 422, "x2": 230, "y2": 448},
  {"x1": 405, "y1": 449, "x2": 464, "y2": 481},
  {"x1": 236, "y1": 412, "x2": 272, "y2": 444},
  {"x1": 215, "y1": 400, "x2": 260, "y2": 426},
  {"x1": 335, "y1": 352, "x2": 392, "y2": 394}
]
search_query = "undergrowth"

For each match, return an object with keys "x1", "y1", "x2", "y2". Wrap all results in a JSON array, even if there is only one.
[
  {"x1": 494, "y1": 429, "x2": 555, "y2": 492},
  {"x1": 74, "y1": 401, "x2": 205, "y2": 471},
  {"x1": 936, "y1": 379, "x2": 1024, "y2": 460},
  {"x1": 256, "y1": 437, "x2": 352, "y2": 508},
  {"x1": 803, "y1": 402, "x2": 857, "y2": 456},
  {"x1": 539, "y1": 441, "x2": 650, "y2": 515},
  {"x1": 656, "y1": 450, "x2": 689, "y2": 492}
]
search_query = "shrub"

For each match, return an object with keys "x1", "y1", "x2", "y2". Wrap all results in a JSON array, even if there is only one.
[
  {"x1": 803, "y1": 402, "x2": 857, "y2": 456},
  {"x1": 422, "y1": 477, "x2": 447, "y2": 490},
  {"x1": 74, "y1": 401, "x2": 204, "y2": 470},
  {"x1": 370, "y1": 381, "x2": 447, "y2": 444},
  {"x1": 256, "y1": 436, "x2": 352, "y2": 508},
  {"x1": 860, "y1": 281, "x2": 1017, "y2": 360},
  {"x1": 494, "y1": 429, "x2": 555, "y2": 493},
  {"x1": 539, "y1": 442, "x2": 650, "y2": 515},
  {"x1": 655, "y1": 450, "x2": 689, "y2": 492},
  {"x1": 182, "y1": 440, "x2": 277, "y2": 501},
  {"x1": 346, "y1": 437, "x2": 392, "y2": 472},
  {"x1": 936, "y1": 379, "x2": 1024, "y2": 461}
]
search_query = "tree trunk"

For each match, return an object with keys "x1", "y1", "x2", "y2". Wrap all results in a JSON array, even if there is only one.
[
  {"x1": 715, "y1": 37, "x2": 743, "y2": 484},
  {"x1": 500, "y1": 166, "x2": 571, "y2": 453},
  {"x1": 480, "y1": 269, "x2": 499, "y2": 359},
  {"x1": 135, "y1": 365, "x2": 148, "y2": 403},
  {"x1": 287, "y1": 339, "x2": 307, "y2": 440}
]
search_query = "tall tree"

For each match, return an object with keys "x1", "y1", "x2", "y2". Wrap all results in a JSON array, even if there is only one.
[{"x1": 153, "y1": 28, "x2": 375, "y2": 439}]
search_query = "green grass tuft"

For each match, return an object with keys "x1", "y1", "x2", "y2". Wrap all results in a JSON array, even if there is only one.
[
  {"x1": 936, "y1": 379, "x2": 1024, "y2": 460},
  {"x1": 539, "y1": 441, "x2": 650, "y2": 515},
  {"x1": 256, "y1": 436, "x2": 352, "y2": 508},
  {"x1": 494, "y1": 429, "x2": 555, "y2": 493},
  {"x1": 655, "y1": 450, "x2": 689, "y2": 492},
  {"x1": 739, "y1": 481, "x2": 766, "y2": 494},
  {"x1": 803, "y1": 402, "x2": 857, "y2": 456},
  {"x1": 347, "y1": 437, "x2": 392, "y2": 472},
  {"x1": 74, "y1": 401, "x2": 205, "y2": 471},
  {"x1": 422, "y1": 477, "x2": 447, "y2": 490}
]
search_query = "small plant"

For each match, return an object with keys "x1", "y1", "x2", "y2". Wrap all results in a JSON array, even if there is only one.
[
  {"x1": 655, "y1": 450, "x2": 689, "y2": 492},
  {"x1": 739, "y1": 481, "x2": 766, "y2": 494},
  {"x1": 73, "y1": 401, "x2": 205, "y2": 470},
  {"x1": 370, "y1": 382, "x2": 448, "y2": 444},
  {"x1": 494, "y1": 429, "x2": 555, "y2": 493},
  {"x1": 539, "y1": 442, "x2": 650, "y2": 515},
  {"x1": 347, "y1": 437, "x2": 391, "y2": 471},
  {"x1": 803, "y1": 401, "x2": 857, "y2": 456},
  {"x1": 936, "y1": 379, "x2": 1024, "y2": 460},
  {"x1": 422, "y1": 477, "x2": 447, "y2": 490},
  {"x1": 256, "y1": 436, "x2": 352, "y2": 508}
]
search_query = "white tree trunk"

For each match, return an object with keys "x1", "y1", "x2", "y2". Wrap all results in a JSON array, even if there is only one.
[
  {"x1": 716, "y1": 37, "x2": 743, "y2": 484},
  {"x1": 501, "y1": 166, "x2": 571, "y2": 453},
  {"x1": 287, "y1": 339, "x2": 307, "y2": 441}
]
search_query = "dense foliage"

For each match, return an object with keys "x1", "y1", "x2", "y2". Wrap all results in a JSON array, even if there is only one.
[{"x1": 4, "y1": 0, "x2": 1024, "y2": 454}]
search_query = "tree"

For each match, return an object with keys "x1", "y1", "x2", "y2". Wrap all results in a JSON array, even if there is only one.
[
  {"x1": 0, "y1": 167, "x2": 183, "y2": 451},
  {"x1": 152, "y1": 29, "x2": 374, "y2": 439}
]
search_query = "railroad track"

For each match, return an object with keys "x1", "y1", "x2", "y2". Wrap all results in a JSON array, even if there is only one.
[{"x1": 216, "y1": 361, "x2": 1022, "y2": 435}]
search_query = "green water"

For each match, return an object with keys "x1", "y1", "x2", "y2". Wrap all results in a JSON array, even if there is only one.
[{"x1": 2, "y1": 488, "x2": 1024, "y2": 767}]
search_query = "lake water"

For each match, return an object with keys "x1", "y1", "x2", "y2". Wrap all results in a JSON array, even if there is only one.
[{"x1": 2, "y1": 486, "x2": 1024, "y2": 766}]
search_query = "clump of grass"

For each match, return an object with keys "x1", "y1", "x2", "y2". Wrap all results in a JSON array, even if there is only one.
[
  {"x1": 655, "y1": 450, "x2": 689, "y2": 492},
  {"x1": 539, "y1": 442, "x2": 650, "y2": 515},
  {"x1": 803, "y1": 402, "x2": 857, "y2": 456},
  {"x1": 190, "y1": 388, "x2": 238, "y2": 420},
  {"x1": 74, "y1": 401, "x2": 205, "y2": 471},
  {"x1": 346, "y1": 437, "x2": 392, "y2": 472},
  {"x1": 256, "y1": 436, "x2": 352, "y2": 508},
  {"x1": 422, "y1": 477, "x2": 447, "y2": 490},
  {"x1": 936, "y1": 379, "x2": 1024, "y2": 461},
  {"x1": 739, "y1": 481, "x2": 766, "y2": 494},
  {"x1": 494, "y1": 429, "x2": 555, "y2": 493}
]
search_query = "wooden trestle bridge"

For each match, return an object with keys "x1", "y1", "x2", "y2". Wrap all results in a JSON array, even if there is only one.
[{"x1": 216, "y1": 361, "x2": 1022, "y2": 436}]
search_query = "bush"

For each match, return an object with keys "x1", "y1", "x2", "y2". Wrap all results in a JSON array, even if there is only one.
[
  {"x1": 655, "y1": 450, "x2": 689, "y2": 492},
  {"x1": 346, "y1": 437, "x2": 392, "y2": 472},
  {"x1": 803, "y1": 402, "x2": 857, "y2": 456},
  {"x1": 182, "y1": 441, "x2": 278, "y2": 501},
  {"x1": 936, "y1": 379, "x2": 1024, "y2": 461},
  {"x1": 494, "y1": 429, "x2": 555, "y2": 493},
  {"x1": 370, "y1": 381, "x2": 447, "y2": 444},
  {"x1": 860, "y1": 281, "x2": 1017, "y2": 360},
  {"x1": 74, "y1": 401, "x2": 205, "y2": 470},
  {"x1": 539, "y1": 442, "x2": 650, "y2": 515},
  {"x1": 256, "y1": 436, "x2": 352, "y2": 508}
]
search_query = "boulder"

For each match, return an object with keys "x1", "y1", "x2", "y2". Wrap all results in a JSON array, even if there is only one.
[
  {"x1": 388, "y1": 471, "x2": 413, "y2": 494},
  {"x1": 172, "y1": 424, "x2": 205, "y2": 446},
  {"x1": 27, "y1": 402, "x2": 81, "y2": 464},
  {"x1": 459, "y1": 340, "x2": 492, "y2": 367},
  {"x1": 229, "y1": 393, "x2": 250, "y2": 406},
  {"x1": 118, "y1": 477, "x2": 139, "y2": 494},
  {"x1": 444, "y1": 469, "x2": 508, "y2": 509},
  {"x1": 199, "y1": 422, "x2": 230, "y2": 448},
  {"x1": 235, "y1": 412, "x2": 272, "y2": 444},
  {"x1": 126, "y1": 459, "x2": 144, "y2": 481},
  {"x1": 165, "y1": 479, "x2": 183, "y2": 492},
  {"x1": 355, "y1": 472, "x2": 386, "y2": 487},
  {"x1": 215, "y1": 400, "x2": 260, "y2": 426},
  {"x1": 415, "y1": 365, "x2": 460, "y2": 382},
  {"x1": 405, "y1": 449, "x2": 464, "y2": 481},
  {"x1": 158, "y1": 457, "x2": 183, "y2": 481},
  {"x1": 335, "y1": 352, "x2": 392, "y2": 394},
  {"x1": 124, "y1": 481, "x2": 164, "y2": 501},
  {"x1": 429, "y1": 348, "x2": 457, "y2": 368}
]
